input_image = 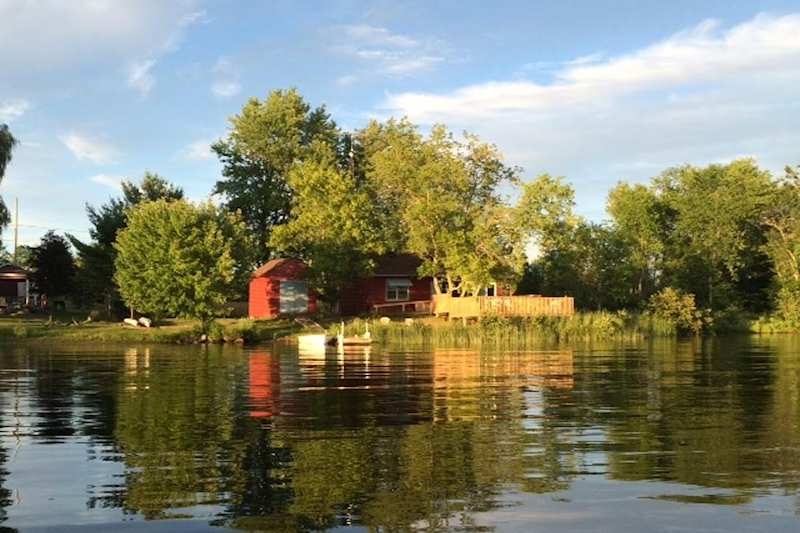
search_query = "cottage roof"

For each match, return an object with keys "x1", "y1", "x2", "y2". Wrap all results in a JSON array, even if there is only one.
[
  {"x1": 372, "y1": 253, "x2": 423, "y2": 277},
  {"x1": 251, "y1": 258, "x2": 307, "y2": 279},
  {"x1": 0, "y1": 264, "x2": 28, "y2": 280}
]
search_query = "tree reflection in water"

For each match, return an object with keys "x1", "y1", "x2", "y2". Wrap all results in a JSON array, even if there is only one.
[{"x1": 0, "y1": 337, "x2": 797, "y2": 530}]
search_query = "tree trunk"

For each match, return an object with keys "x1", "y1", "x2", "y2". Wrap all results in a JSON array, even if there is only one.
[{"x1": 708, "y1": 274, "x2": 713, "y2": 309}]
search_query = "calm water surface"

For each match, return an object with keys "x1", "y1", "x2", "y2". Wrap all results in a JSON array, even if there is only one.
[{"x1": 0, "y1": 337, "x2": 798, "y2": 531}]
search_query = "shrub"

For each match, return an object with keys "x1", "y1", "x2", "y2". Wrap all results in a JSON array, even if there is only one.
[
  {"x1": 648, "y1": 287, "x2": 705, "y2": 334},
  {"x1": 775, "y1": 283, "x2": 800, "y2": 328}
]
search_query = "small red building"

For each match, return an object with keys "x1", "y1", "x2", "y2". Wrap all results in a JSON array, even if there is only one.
[
  {"x1": 249, "y1": 259, "x2": 317, "y2": 319},
  {"x1": 0, "y1": 264, "x2": 30, "y2": 310},
  {"x1": 340, "y1": 254, "x2": 433, "y2": 316}
]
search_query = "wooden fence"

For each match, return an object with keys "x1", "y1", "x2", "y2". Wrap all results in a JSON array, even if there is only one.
[{"x1": 433, "y1": 294, "x2": 574, "y2": 319}]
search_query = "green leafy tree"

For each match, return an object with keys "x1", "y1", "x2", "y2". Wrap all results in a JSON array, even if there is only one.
[
  {"x1": 532, "y1": 222, "x2": 637, "y2": 309},
  {"x1": 655, "y1": 159, "x2": 775, "y2": 308},
  {"x1": 0, "y1": 124, "x2": 18, "y2": 230},
  {"x1": 763, "y1": 165, "x2": 800, "y2": 322},
  {"x1": 270, "y1": 144, "x2": 389, "y2": 305},
  {"x1": 363, "y1": 120, "x2": 520, "y2": 295},
  {"x1": 213, "y1": 89, "x2": 340, "y2": 263},
  {"x1": 29, "y1": 231, "x2": 76, "y2": 306},
  {"x1": 69, "y1": 173, "x2": 184, "y2": 315},
  {"x1": 114, "y1": 199, "x2": 250, "y2": 330},
  {"x1": 607, "y1": 182, "x2": 666, "y2": 302}
]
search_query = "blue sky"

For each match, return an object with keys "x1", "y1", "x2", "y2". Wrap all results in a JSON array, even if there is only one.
[{"x1": 2, "y1": 0, "x2": 800, "y2": 249}]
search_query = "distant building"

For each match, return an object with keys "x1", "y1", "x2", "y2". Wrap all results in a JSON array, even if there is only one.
[
  {"x1": 248, "y1": 258, "x2": 317, "y2": 319},
  {"x1": 0, "y1": 264, "x2": 30, "y2": 310},
  {"x1": 339, "y1": 253, "x2": 435, "y2": 316}
]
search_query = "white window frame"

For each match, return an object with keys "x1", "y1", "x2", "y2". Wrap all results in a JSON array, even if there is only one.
[{"x1": 386, "y1": 278, "x2": 412, "y2": 301}]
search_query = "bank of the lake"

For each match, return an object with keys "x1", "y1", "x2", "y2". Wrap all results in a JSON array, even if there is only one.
[
  {"x1": 0, "y1": 315, "x2": 301, "y2": 344},
  {"x1": 1, "y1": 309, "x2": 797, "y2": 347},
  {"x1": 334, "y1": 311, "x2": 799, "y2": 347}
]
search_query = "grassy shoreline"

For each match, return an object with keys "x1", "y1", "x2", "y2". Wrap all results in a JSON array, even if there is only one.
[
  {"x1": 1, "y1": 310, "x2": 796, "y2": 347},
  {"x1": 333, "y1": 311, "x2": 798, "y2": 348},
  {"x1": 0, "y1": 315, "x2": 301, "y2": 344}
]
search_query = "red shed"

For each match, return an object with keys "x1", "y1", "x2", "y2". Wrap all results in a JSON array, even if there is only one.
[{"x1": 249, "y1": 259, "x2": 317, "y2": 319}]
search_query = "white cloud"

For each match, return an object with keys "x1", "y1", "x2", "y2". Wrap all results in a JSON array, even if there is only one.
[
  {"x1": 181, "y1": 139, "x2": 215, "y2": 161},
  {"x1": 386, "y1": 14, "x2": 800, "y2": 122},
  {"x1": 89, "y1": 173, "x2": 124, "y2": 190},
  {"x1": 381, "y1": 13, "x2": 800, "y2": 218},
  {"x1": 0, "y1": 1, "x2": 206, "y2": 93},
  {"x1": 126, "y1": 59, "x2": 156, "y2": 96},
  {"x1": 60, "y1": 133, "x2": 119, "y2": 165},
  {"x1": 334, "y1": 24, "x2": 446, "y2": 77},
  {"x1": 342, "y1": 24, "x2": 418, "y2": 48},
  {"x1": 336, "y1": 74, "x2": 359, "y2": 87},
  {"x1": 210, "y1": 57, "x2": 241, "y2": 98},
  {"x1": 0, "y1": 99, "x2": 30, "y2": 122},
  {"x1": 211, "y1": 80, "x2": 241, "y2": 98}
]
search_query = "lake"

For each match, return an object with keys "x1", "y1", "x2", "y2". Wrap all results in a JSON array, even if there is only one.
[{"x1": 0, "y1": 336, "x2": 798, "y2": 531}]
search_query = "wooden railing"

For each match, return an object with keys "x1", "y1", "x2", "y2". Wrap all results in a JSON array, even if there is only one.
[
  {"x1": 433, "y1": 294, "x2": 574, "y2": 319},
  {"x1": 373, "y1": 299, "x2": 433, "y2": 315}
]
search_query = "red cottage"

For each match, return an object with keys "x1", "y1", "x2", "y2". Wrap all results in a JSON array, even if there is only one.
[
  {"x1": 248, "y1": 258, "x2": 317, "y2": 319},
  {"x1": 340, "y1": 254, "x2": 433, "y2": 316},
  {"x1": 0, "y1": 264, "x2": 31, "y2": 310}
]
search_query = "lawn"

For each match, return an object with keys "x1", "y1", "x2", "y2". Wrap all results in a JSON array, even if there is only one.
[{"x1": 0, "y1": 314, "x2": 301, "y2": 344}]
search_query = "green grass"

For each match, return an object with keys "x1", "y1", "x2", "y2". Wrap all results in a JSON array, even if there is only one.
[
  {"x1": 0, "y1": 315, "x2": 301, "y2": 344},
  {"x1": 331, "y1": 311, "x2": 682, "y2": 348}
]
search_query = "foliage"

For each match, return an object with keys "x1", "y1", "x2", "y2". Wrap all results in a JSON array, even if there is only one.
[
  {"x1": 29, "y1": 231, "x2": 76, "y2": 301},
  {"x1": 114, "y1": 200, "x2": 251, "y2": 330},
  {"x1": 607, "y1": 182, "x2": 666, "y2": 300},
  {"x1": 213, "y1": 89, "x2": 341, "y2": 263},
  {"x1": 362, "y1": 120, "x2": 523, "y2": 295},
  {"x1": 0, "y1": 124, "x2": 17, "y2": 229},
  {"x1": 647, "y1": 287, "x2": 706, "y2": 334},
  {"x1": 654, "y1": 160, "x2": 775, "y2": 308},
  {"x1": 69, "y1": 173, "x2": 184, "y2": 315},
  {"x1": 270, "y1": 144, "x2": 388, "y2": 304}
]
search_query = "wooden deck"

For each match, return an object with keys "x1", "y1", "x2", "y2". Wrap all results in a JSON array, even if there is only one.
[{"x1": 433, "y1": 294, "x2": 574, "y2": 319}]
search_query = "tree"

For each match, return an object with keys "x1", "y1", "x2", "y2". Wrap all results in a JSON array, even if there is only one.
[
  {"x1": 0, "y1": 124, "x2": 18, "y2": 230},
  {"x1": 213, "y1": 89, "x2": 340, "y2": 263},
  {"x1": 531, "y1": 222, "x2": 637, "y2": 310},
  {"x1": 270, "y1": 143, "x2": 389, "y2": 305},
  {"x1": 363, "y1": 121, "x2": 521, "y2": 295},
  {"x1": 69, "y1": 173, "x2": 184, "y2": 316},
  {"x1": 29, "y1": 231, "x2": 76, "y2": 306},
  {"x1": 654, "y1": 159, "x2": 775, "y2": 308},
  {"x1": 114, "y1": 200, "x2": 250, "y2": 330},
  {"x1": 607, "y1": 183, "x2": 666, "y2": 302},
  {"x1": 763, "y1": 164, "x2": 800, "y2": 322}
]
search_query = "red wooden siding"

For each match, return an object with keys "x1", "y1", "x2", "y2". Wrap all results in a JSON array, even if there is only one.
[
  {"x1": 248, "y1": 259, "x2": 317, "y2": 319},
  {"x1": 340, "y1": 276, "x2": 433, "y2": 315}
]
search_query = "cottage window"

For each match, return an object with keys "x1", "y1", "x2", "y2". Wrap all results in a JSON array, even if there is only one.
[{"x1": 386, "y1": 278, "x2": 412, "y2": 301}]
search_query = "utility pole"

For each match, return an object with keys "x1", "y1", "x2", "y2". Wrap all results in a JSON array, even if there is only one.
[{"x1": 13, "y1": 197, "x2": 18, "y2": 264}]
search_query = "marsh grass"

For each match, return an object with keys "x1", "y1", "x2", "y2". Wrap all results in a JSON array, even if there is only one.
[{"x1": 332, "y1": 311, "x2": 683, "y2": 348}]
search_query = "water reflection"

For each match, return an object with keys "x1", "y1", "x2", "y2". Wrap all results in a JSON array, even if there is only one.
[{"x1": 0, "y1": 337, "x2": 796, "y2": 530}]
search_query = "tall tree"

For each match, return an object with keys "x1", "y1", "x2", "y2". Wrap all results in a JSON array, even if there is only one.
[
  {"x1": 607, "y1": 183, "x2": 666, "y2": 302},
  {"x1": 29, "y1": 231, "x2": 76, "y2": 307},
  {"x1": 213, "y1": 89, "x2": 340, "y2": 263},
  {"x1": 763, "y1": 164, "x2": 800, "y2": 322},
  {"x1": 69, "y1": 173, "x2": 184, "y2": 315},
  {"x1": 270, "y1": 143, "x2": 389, "y2": 305},
  {"x1": 363, "y1": 120, "x2": 521, "y2": 295},
  {"x1": 0, "y1": 124, "x2": 18, "y2": 230},
  {"x1": 654, "y1": 159, "x2": 774, "y2": 308},
  {"x1": 114, "y1": 199, "x2": 250, "y2": 330}
]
